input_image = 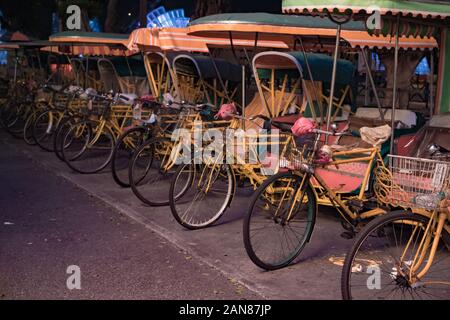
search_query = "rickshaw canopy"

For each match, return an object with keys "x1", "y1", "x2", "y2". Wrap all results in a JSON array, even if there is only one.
[
  {"x1": 254, "y1": 51, "x2": 355, "y2": 85},
  {"x1": 46, "y1": 31, "x2": 133, "y2": 56},
  {"x1": 127, "y1": 27, "x2": 210, "y2": 53},
  {"x1": 173, "y1": 53, "x2": 242, "y2": 82},
  {"x1": 282, "y1": 0, "x2": 450, "y2": 37},
  {"x1": 188, "y1": 13, "x2": 437, "y2": 51}
]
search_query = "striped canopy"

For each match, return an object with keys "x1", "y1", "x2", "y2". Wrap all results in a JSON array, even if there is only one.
[
  {"x1": 188, "y1": 13, "x2": 437, "y2": 51},
  {"x1": 282, "y1": 0, "x2": 450, "y2": 37},
  {"x1": 127, "y1": 27, "x2": 211, "y2": 53},
  {"x1": 282, "y1": 0, "x2": 450, "y2": 18},
  {"x1": 47, "y1": 31, "x2": 134, "y2": 56},
  {"x1": 41, "y1": 45, "x2": 132, "y2": 57}
]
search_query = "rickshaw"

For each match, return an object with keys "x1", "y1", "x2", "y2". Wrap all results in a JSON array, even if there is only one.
[
  {"x1": 278, "y1": 0, "x2": 450, "y2": 299},
  {"x1": 35, "y1": 31, "x2": 143, "y2": 174},
  {"x1": 0, "y1": 41, "x2": 61, "y2": 141},
  {"x1": 123, "y1": 27, "x2": 242, "y2": 206},
  {"x1": 165, "y1": 12, "x2": 433, "y2": 230}
]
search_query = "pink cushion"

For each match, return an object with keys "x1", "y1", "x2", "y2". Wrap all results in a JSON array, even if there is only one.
[{"x1": 291, "y1": 117, "x2": 316, "y2": 136}]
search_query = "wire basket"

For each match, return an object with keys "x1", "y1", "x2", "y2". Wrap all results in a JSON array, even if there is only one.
[
  {"x1": 282, "y1": 134, "x2": 321, "y2": 170},
  {"x1": 385, "y1": 155, "x2": 450, "y2": 210}
]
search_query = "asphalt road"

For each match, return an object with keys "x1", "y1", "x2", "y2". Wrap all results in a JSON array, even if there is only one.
[
  {"x1": 0, "y1": 133, "x2": 261, "y2": 300},
  {"x1": 0, "y1": 131, "x2": 354, "y2": 300}
]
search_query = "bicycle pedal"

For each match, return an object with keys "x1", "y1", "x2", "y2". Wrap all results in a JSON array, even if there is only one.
[
  {"x1": 347, "y1": 199, "x2": 364, "y2": 210},
  {"x1": 340, "y1": 230, "x2": 356, "y2": 239}
]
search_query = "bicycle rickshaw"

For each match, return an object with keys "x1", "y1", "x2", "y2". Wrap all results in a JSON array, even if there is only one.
[
  {"x1": 276, "y1": 0, "x2": 450, "y2": 298},
  {"x1": 165, "y1": 12, "x2": 432, "y2": 231},
  {"x1": 121, "y1": 27, "x2": 242, "y2": 205}
]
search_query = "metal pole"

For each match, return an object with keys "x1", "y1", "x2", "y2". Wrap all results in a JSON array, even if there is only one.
[
  {"x1": 299, "y1": 37, "x2": 324, "y2": 123},
  {"x1": 429, "y1": 50, "x2": 434, "y2": 118},
  {"x1": 360, "y1": 48, "x2": 385, "y2": 121},
  {"x1": 13, "y1": 49, "x2": 18, "y2": 84},
  {"x1": 242, "y1": 64, "x2": 246, "y2": 130},
  {"x1": 364, "y1": 48, "x2": 370, "y2": 106},
  {"x1": 85, "y1": 57, "x2": 89, "y2": 89},
  {"x1": 139, "y1": 0, "x2": 147, "y2": 28},
  {"x1": 207, "y1": 51, "x2": 231, "y2": 102},
  {"x1": 325, "y1": 24, "x2": 342, "y2": 143},
  {"x1": 390, "y1": 15, "x2": 401, "y2": 155}
]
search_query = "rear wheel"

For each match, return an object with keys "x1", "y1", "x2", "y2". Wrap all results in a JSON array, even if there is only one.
[
  {"x1": 169, "y1": 163, "x2": 234, "y2": 229},
  {"x1": 129, "y1": 137, "x2": 176, "y2": 206},
  {"x1": 4, "y1": 103, "x2": 27, "y2": 138},
  {"x1": 32, "y1": 110, "x2": 57, "y2": 151},
  {"x1": 62, "y1": 120, "x2": 115, "y2": 174},
  {"x1": 111, "y1": 126, "x2": 149, "y2": 188},
  {"x1": 23, "y1": 111, "x2": 38, "y2": 145},
  {"x1": 53, "y1": 114, "x2": 82, "y2": 161},
  {"x1": 341, "y1": 210, "x2": 450, "y2": 300},
  {"x1": 243, "y1": 171, "x2": 316, "y2": 270}
]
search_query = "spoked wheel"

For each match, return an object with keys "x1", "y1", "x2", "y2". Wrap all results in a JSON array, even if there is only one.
[
  {"x1": 6, "y1": 104, "x2": 28, "y2": 138},
  {"x1": 341, "y1": 210, "x2": 450, "y2": 300},
  {"x1": 169, "y1": 163, "x2": 234, "y2": 230},
  {"x1": 53, "y1": 114, "x2": 82, "y2": 161},
  {"x1": 111, "y1": 126, "x2": 149, "y2": 188},
  {"x1": 129, "y1": 137, "x2": 177, "y2": 206},
  {"x1": 32, "y1": 109, "x2": 57, "y2": 151},
  {"x1": 62, "y1": 120, "x2": 115, "y2": 174},
  {"x1": 243, "y1": 171, "x2": 316, "y2": 270},
  {"x1": 2, "y1": 102, "x2": 26, "y2": 138},
  {"x1": 23, "y1": 111, "x2": 38, "y2": 145}
]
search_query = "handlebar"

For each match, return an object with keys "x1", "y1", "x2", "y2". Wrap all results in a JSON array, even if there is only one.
[{"x1": 312, "y1": 128, "x2": 351, "y2": 137}]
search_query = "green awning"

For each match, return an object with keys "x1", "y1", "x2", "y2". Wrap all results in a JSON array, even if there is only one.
[
  {"x1": 256, "y1": 52, "x2": 355, "y2": 85},
  {"x1": 49, "y1": 31, "x2": 129, "y2": 45},
  {"x1": 173, "y1": 53, "x2": 242, "y2": 82},
  {"x1": 282, "y1": 0, "x2": 450, "y2": 18},
  {"x1": 190, "y1": 12, "x2": 366, "y2": 31},
  {"x1": 282, "y1": 0, "x2": 450, "y2": 37}
]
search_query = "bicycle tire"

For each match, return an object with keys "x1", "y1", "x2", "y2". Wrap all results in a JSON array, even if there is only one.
[
  {"x1": 129, "y1": 137, "x2": 176, "y2": 206},
  {"x1": 62, "y1": 119, "x2": 115, "y2": 174},
  {"x1": 243, "y1": 171, "x2": 317, "y2": 270},
  {"x1": 341, "y1": 210, "x2": 449, "y2": 300},
  {"x1": 111, "y1": 126, "x2": 149, "y2": 188},
  {"x1": 169, "y1": 163, "x2": 234, "y2": 230}
]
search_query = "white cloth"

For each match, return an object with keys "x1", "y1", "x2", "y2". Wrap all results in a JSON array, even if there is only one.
[{"x1": 360, "y1": 125, "x2": 392, "y2": 147}]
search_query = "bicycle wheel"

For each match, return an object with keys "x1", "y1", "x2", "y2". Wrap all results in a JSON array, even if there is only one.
[
  {"x1": 32, "y1": 109, "x2": 57, "y2": 151},
  {"x1": 53, "y1": 114, "x2": 82, "y2": 161},
  {"x1": 62, "y1": 120, "x2": 115, "y2": 174},
  {"x1": 23, "y1": 110, "x2": 38, "y2": 145},
  {"x1": 129, "y1": 137, "x2": 176, "y2": 206},
  {"x1": 169, "y1": 163, "x2": 234, "y2": 230},
  {"x1": 6, "y1": 104, "x2": 29, "y2": 138},
  {"x1": 4, "y1": 103, "x2": 26, "y2": 138},
  {"x1": 341, "y1": 210, "x2": 450, "y2": 300},
  {"x1": 111, "y1": 126, "x2": 149, "y2": 188},
  {"x1": 243, "y1": 171, "x2": 316, "y2": 270}
]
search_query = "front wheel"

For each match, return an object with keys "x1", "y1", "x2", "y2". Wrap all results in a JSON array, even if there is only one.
[
  {"x1": 111, "y1": 126, "x2": 149, "y2": 188},
  {"x1": 32, "y1": 109, "x2": 56, "y2": 151},
  {"x1": 243, "y1": 171, "x2": 316, "y2": 270},
  {"x1": 129, "y1": 137, "x2": 177, "y2": 206},
  {"x1": 341, "y1": 210, "x2": 450, "y2": 300},
  {"x1": 169, "y1": 163, "x2": 234, "y2": 230},
  {"x1": 62, "y1": 120, "x2": 115, "y2": 174}
]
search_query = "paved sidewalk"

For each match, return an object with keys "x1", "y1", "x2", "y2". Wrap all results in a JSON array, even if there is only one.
[{"x1": 1, "y1": 132, "x2": 352, "y2": 299}]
